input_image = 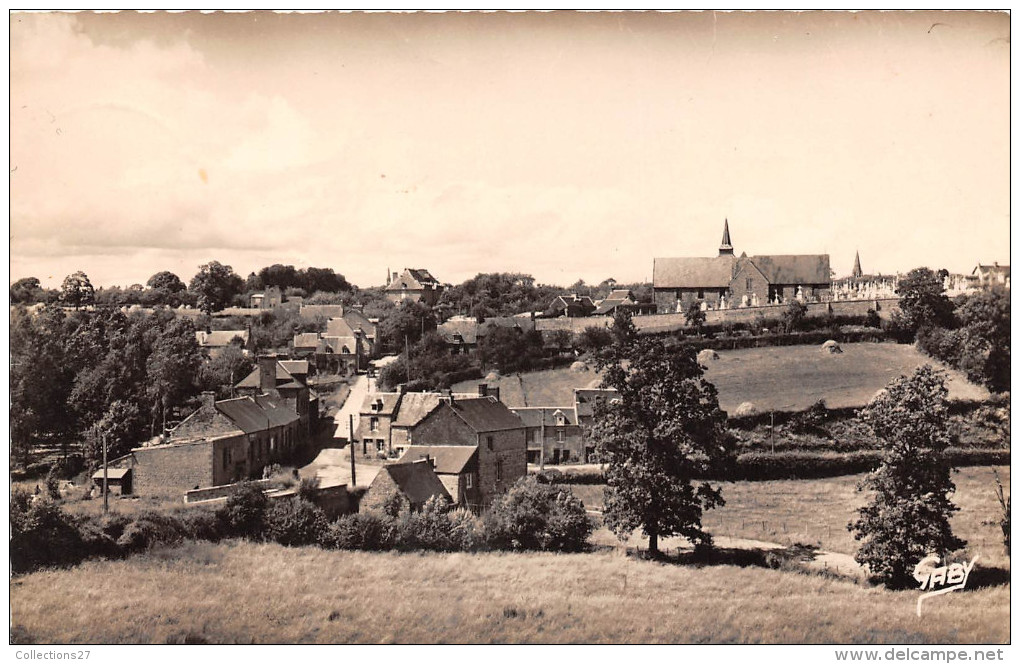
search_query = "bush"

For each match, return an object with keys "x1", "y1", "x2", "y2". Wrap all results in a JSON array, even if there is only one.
[
  {"x1": 44, "y1": 468, "x2": 62, "y2": 500},
  {"x1": 447, "y1": 508, "x2": 485, "y2": 552},
  {"x1": 397, "y1": 495, "x2": 456, "y2": 551},
  {"x1": 116, "y1": 511, "x2": 188, "y2": 553},
  {"x1": 218, "y1": 481, "x2": 269, "y2": 539},
  {"x1": 264, "y1": 497, "x2": 329, "y2": 547},
  {"x1": 322, "y1": 512, "x2": 397, "y2": 551},
  {"x1": 11, "y1": 494, "x2": 94, "y2": 573},
  {"x1": 484, "y1": 477, "x2": 592, "y2": 552}
]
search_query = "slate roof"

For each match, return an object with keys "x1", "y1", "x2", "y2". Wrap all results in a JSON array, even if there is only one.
[
  {"x1": 398, "y1": 446, "x2": 478, "y2": 474},
  {"x1": 653, "y1": 256, "x2": 737, "y2": 289},
  {"x1": 973, "y1": 264, "x2": 1010, "y2": 277},
  {"x1": 361, "y1": 392, "x2": 401, "y2": 417},
  {"x1": 438, "y1": 319, "x2": 481, "y2": 345},
  {"x1": 235, "y1": 361, "x2": 298, "y2": 389},
  {"x1": 386, "y1": 268, "x2": 440, "y2": 292},
  {"x1": 215, "y1": 395, "x2": 299, "y2": 434},
  {"x1": 393, "y1": 392, "x2": 476, "y2": 428},
  {"x1": 279, "y1": 360, "x2": 309, "y2": 376},
  {"x1": 446, "y1": 396, "x2": 524, "y2": 432},
  {"x1": 195, "y1": 330, "x2": 249, "y2": 347},
  {"x1": 748, "y1": 254, "x2": 831, "y2": 285},
  {"x1": 92, "y1": 468, "x2": 131, "y2": 480},
  {"x1": 510, "y1": 407, "x2": 579, "y2": 427},
  {"x1": 593, "y1": 289, "x2": 637, "y2": 315},
  {"x1": 293, "y1": 332, "x2": 321, "y2": 349},
  {"x1": 377, "y1": 460, "x2": 451, "y2": 505}
]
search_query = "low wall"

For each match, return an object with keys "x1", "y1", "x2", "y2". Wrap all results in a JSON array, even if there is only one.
[
  {"x1": 536, "y1": 317, "x2": 613, "y2": 333},
  {"x1": 634, "y1": 298, "x2": 900, "y2": 333},
  {"x1": 184, "y1": 478, "x2": 274, "y2": 503}
]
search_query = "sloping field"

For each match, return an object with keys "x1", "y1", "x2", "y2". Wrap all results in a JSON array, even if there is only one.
[
  {"x1": 456, "y1": 343, "x2": 988, "y2": 413},
  {"x1": 702, "y1": 343, "x2": 988, "y2": 413},
  {"x1": 10, "y1": 539, "x2": 1008, "y2": 644}
]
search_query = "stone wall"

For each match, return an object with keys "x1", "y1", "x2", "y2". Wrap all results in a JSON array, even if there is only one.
[{"x1": 131, "y1": 441, "x2": 216, "y2": 498}]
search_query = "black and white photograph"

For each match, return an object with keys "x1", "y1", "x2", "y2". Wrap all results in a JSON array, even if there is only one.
[{"x1": 8, "y1": 9, "x2": 1011, "y2": 652}]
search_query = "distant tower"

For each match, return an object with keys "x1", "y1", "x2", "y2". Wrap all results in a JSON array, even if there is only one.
[
  {"x1": 386, "y1": 266, "x2": 391, "y2": 286},
  {"x1": 719, "y1": 218, "x2": 734, "y2": 256},
  {"x1": 851, "y1": 251, "x2": 863, "y2": 279}
]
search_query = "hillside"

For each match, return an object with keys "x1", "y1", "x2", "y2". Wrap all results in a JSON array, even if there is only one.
[
  {"x1": 10, "y1": 539, "x2": 1008, "y2": 644},
  {"x1": 455, "y1": 343, "x2": 989, "y2": 413}
]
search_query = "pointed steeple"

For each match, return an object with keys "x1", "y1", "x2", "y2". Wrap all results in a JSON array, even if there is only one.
[
  {"x1": 719, "y1": 218, "x2": 734, "y2": 256},
  {"x1": 851, "y1": 251, "x2": 863, "y2": 279}
]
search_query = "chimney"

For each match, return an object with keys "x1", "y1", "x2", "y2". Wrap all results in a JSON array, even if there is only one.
[
  {"x1": 440, "y1": 388, "x2": 454, "y2": 405},
  {"x1": 490, "y1": 386, "x2": 500, "y2": 402},
  {"x1": 478, "y1": 383, "x2": 488, "y2": 398},
  {"x1": 258, "y1": 354, "x2": 278, "y2": 392},
  {"x1": 393, "y1": 271, "x2": 399, "y2": 284},
  {"x1": 424, "y1": 453, "x2": 434, "y2": 469},
  {"x1": 200, "y1": 391, "x2": 217, "y2": 409}
]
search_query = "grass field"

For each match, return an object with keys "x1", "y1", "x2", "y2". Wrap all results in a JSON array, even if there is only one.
[
  {"x1": 563, "y1": 465, "x2": 1011, "y2": 571},
  {"x1": 455, "y1": 343, "x2": 988, "y2": 413},
  {"x1": 9, "y1": 539, "x2": 1009, "y2": 645}
]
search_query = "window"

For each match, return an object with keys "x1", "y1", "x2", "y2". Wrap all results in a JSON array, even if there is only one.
[
  {"x1": 746, "y1": 277, "x2": 753, "y2": 291},
  {"x1": 557, "y1": 430, "x2": 566, "y2": 443},
  {"x1": 465, "y1": 473, "x2": 473, "y2": 489},
  {"x1": 486, "y1": 436, "x2": 494, "y2": 451},
  {"x1": 556, "y1": 415, "x2": 566, "y2": 426},
  {"x1": 376, "y1": 439, "x2": 385, "y2": 452},
  {"x1": 496, "y1": 460, "x2": 503, "y2": 482},
  {"x1": 370, "y1": 417, "x2": 379, "y2": 432},
  {"x1": 697, "y1": 289, "x2": 704, "y2": 299},
  {"x1": 223, "y1": 448, "x2": 231, "y2": 470}
]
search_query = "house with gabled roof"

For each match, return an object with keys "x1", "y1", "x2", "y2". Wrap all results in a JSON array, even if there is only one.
[
  {"x1": 234, "y1": 355, "x2": 318, "y2": 439},
  {"x1": 195, "y1": 329, "x2": 249, "y2": 359},
  {"x1": 121, "y1": 389, "x2": 304, "y2": 497},
  {"x1": 411, "y1": 394, "x2": 526, "y2": 507},
  {"x1": 593, "y1": 289, "x2": 657, "y2": 317},
  {"x1": 970, "y1": 262, "x2": 1010, "y2": 289},
  {"x1": 545, "y1": 294, "x2": 596, "y2": 318},
  {"x1": 385, "y1": 267, "x2": 446, "y2": 306},
  {"x1": 653, "y1": 219, "x2": 831, "y2": 312},
  {"x1": 398, "y1": 445, "x2": 479, "y2": 506},
  {"x1": 360, "y1": 459, "x2": 452, "y2": 513},
  {"x1": 511, "y1": 387, "x2": 620, "y2": 465},
  {"x1": 358, "y1": 387, "x2": 477, "y2": 458}
]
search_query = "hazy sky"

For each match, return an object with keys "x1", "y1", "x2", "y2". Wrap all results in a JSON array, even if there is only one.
[{"x1": 10, "y1": 11, "x2": 1010, "y2": 290}]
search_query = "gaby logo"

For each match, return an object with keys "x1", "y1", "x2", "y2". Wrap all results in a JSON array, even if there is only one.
[{"x1": 912, "y1": 554, "x2": 978, "y2": 617}]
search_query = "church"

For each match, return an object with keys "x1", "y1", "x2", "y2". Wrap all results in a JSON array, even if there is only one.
[{"x1": 652, "y1": 220, "x2": 832, "y2": 313}]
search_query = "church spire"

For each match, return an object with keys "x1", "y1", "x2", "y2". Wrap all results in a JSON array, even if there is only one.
[
  {"x1": 719, "y1": 218, "x2": 734, "y2": 256},
  {"x1": 852, "y1": 251, "x2": 863, "y2": 279}
]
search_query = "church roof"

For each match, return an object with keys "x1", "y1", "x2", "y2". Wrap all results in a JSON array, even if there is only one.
[
  {"x1": 720, "y1": 218, "x2": 733, "y2": 251},
  {"x1": 653, "y1": 256, "x2": 736, "y2": 288},
  {"x1": 748, "y1": 254, "x2": 831, "y2": 285}
]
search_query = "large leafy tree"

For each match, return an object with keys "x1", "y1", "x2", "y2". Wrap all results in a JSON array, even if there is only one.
[
  {"x1": 190, "y1": 261, "x2": 244, "y2": 314},
  {"x1": 895, "y1": 267, "x2": 954, "y2": 332},
  {"x1": 10, "y1": 277, "x2": 43, "y2": 303},
  {"x1": 60, "y1": 271, "x2": 95, "y2": 310},
  {"x1": 849, "y1": 366, "x2": 965, "y2": 588},
  {"x1": 377, "y1": 299, "x2": 437, "y2": 353},
  {"x1": 590, "y1": 337, "x2": 733, "y2": 556},
  {"x1": 955, "y1": 286, "x2": 1010, "y2": 392},
  {"x1": 477, "y1": 326, "x2": 543, "y2": 374}
]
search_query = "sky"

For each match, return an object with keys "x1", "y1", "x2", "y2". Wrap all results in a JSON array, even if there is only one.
[{"x1": 9, "y1": 11, "x2": 1011, "y2": 290}]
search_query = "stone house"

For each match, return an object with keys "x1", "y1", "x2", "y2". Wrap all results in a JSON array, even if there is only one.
[
  {"x1": 234, "y1": 355, "x2": 318, "y2": 439},
  {"x1": 546, "y1": 294, "x2": 596, "y2": 318},
  {"x1": 398, "y1": 445, "x2": 480, "y2": 507},
  {"x1": 511, "y1": 387, "x2": 619, "y2": 465},
  {"x1": 410, "y1": 394, "x2": 526, "y2": 507},
  {"x1": 653, "y1": 220, "x2": 831, "y2": 312},
  {"x1": 970, "y1": 263, "x2": 1010, "y2": 289},
  {"x1": 357, "y1": 387, "x2": 478, "y2": 458},
  {"x1": 249, "y1": 285, "x2": 284, "y2": 309},
  {"x1": 385, "y1": 268, "x2": 445, "y2": 306},
  {"x1": 123, "y1": 390, "x2": 303, "y2": 498},
  {"x1": 195, "y1": 329, "x2": 249, "y2": 359},
  {"x1": 593, "y1": 289, "x2": 657, "y2": 317},
  {"x1": 360, "y1": 459, "x2": 451, "y2": 513}
]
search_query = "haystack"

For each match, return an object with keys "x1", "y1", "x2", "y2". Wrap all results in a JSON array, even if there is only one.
[
  {"x1": 734, "y1": 402, "x2": 757, "y2": 417},
  {"x1": 821, "y1": 340, "x2": 843, "y2": 354},
  {"x1": 697, "y1": 349, "x2": 720, "y2": 363},
  {"x1": 570, "y1": 360, "x2": 589, "y2": 373}
]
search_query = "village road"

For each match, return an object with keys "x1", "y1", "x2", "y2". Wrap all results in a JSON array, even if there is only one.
[{"x1": 333, "y1": 373, "x2": 369, "y2": 443}]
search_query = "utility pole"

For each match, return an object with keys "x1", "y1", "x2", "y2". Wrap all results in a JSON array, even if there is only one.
[
  {"x1": 539, "y1": 408, "x2": 546, "y2": 471},
  {"x1": 349, "y1": 413, "x2": 357, "y2": 486},
  {"x1": 102, "y1": 433, "x2": 109, "y2": 515},
  {"x1": 405, "y1": 334, "x2": 411, "y2": 383},
  {"x1": 770, "y1": 410, "x2": 775, "y2": 455}
]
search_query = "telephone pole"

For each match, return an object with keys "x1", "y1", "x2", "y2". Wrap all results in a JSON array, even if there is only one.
[
  {"x1": 349, "y1": 414, "x2": 357, "y2": 486},
  {"x1": 102, "y1": 433, "x2": 109, "y2": 515}
]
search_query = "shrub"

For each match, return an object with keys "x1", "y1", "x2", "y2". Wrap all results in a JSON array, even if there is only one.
[
  {"x1": 45, "y1": 468, "x2": 62, "y2": 500},
  {"x1": 11, "y1": 496, "x2": 92, "y2": 573},
  {"x1": 297, "y1": 476, "x2": 320, "y2": 503},
  {"x1": 790, "y1": 399, "x2": 828, "y2": 434},
  {"x1": 865, "y1": 309, "x2": 882, "y2": 329},
  {"x1": 116, "y1": 511, "x2": 188, "y2": 553},
  {"x1": 447, "y1": 508, "x2": 485, "y2": 552},
  {"x1": 177, "y1": 508, "x2": 224, "y2": 542},
  {"x1": 397, "y1": 495, "x2": 456, "y2": 551},
  {"x1": 264, "y1": 498, "x2": 329, "y2": 547},
  {"x1": 484, "y1": 477, "x2": 592, "y2": 552},
  {"x1": 323, "y1": 513, "x2": 396, "y2": 551},
  {"x1": 218, "y1": 481, "x2": 269, "y2": 539}
]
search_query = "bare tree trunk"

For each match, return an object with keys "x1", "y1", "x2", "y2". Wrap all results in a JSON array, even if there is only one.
[{"x1": 648, "y1": 524, "x2": 659, "y2": 557}]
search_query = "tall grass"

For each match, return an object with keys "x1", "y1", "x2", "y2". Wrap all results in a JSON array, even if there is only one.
[{"x1": 9, "y1": 540, "x2": 1007, "y2": 644}]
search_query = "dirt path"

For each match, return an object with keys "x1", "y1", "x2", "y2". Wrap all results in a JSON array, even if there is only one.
[{"x1": 333, "y1": 374, "x2": 369, "y2": 443}]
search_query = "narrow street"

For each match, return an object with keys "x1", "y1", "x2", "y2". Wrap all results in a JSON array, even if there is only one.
[{"x1": 333, "y1": 373, "x2": 370, "y2": 444}]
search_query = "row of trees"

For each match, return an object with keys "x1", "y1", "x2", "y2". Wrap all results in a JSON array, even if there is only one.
[
  {"x1": 9, "y1": 305, "x2": 235, "y2": 472},
  {"x1": 896, "y1": 267, "x2": 1010, "y2": 392}
]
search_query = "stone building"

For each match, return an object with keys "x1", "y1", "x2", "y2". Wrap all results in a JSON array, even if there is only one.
[
  {"x1": 652, "y1": 220, "x2": 832, "y2": 312},
  {"x1": 385, "y1": 267, "x2": 445, "y2": 306}
]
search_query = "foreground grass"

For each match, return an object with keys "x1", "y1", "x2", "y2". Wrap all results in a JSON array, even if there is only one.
[
  {"x1": 566, "y1": 465, "x2": 1011, "y2": 570},
  {"x1": 10, "y1": 540, "x2": 1008, "y2": 645}
]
